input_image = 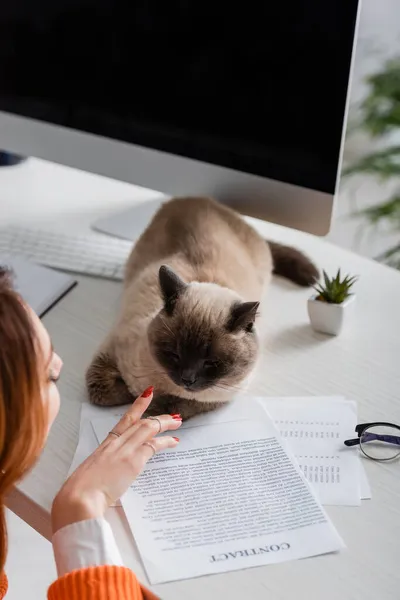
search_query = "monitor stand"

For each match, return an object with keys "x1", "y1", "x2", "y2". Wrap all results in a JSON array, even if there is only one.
[{"x1": 91, "y1": 196, "x2": 165, "y2": 241}]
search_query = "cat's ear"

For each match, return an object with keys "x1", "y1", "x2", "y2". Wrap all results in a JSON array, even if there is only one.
[
  {"x1": 159, "y1": 265, "x2": 187, "y2": 314},
  {"x1": 227, "y1": 301, "x2": 260, "y2": 332}
]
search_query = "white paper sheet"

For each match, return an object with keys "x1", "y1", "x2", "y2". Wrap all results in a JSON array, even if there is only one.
[
  {"x1": 70, "y1": 397, "x2": 371, "y2": 505},
  {"x1": 91, "y1": 399, "x2": 344, "y2": 584},
  {"x1": 258, "y1": 397, "x2": 366, "y2": 505},
  {"x1": 358, "y1": 461, "x2": 372, "y2": 499}
]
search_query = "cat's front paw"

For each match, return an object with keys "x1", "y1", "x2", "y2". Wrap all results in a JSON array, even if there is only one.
[
  {"x1": 143, "y1": 394, "x2": 217, "y2": 421},
  {"x1": 86, "y1": 352, "x2": 133, "y2": 407}
]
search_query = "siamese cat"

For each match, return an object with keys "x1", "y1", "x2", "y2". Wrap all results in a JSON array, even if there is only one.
[{"x1": 86, "y1": 197, "x2": 318, "y2": 419}]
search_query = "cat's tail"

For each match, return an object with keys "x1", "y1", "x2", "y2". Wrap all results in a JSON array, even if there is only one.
[{"x1": 267, "y1": 241, "x2": 319, "y2": 287}]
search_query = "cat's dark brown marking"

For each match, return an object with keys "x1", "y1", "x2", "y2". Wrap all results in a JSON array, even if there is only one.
[
  {"x1": 86, "y1": 352, "x2": 132, "y2": 407},
  {"x1": 143, "y1": 394, "x2": 221, "y2": 421},
  {"x1": 268, "y1": 241, "x2": 319, "y2": 286}
]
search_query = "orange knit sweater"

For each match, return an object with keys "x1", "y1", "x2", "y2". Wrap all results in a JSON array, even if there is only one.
[{"x1": 0, "y1": 567, "x2": 159, "y2": 599}]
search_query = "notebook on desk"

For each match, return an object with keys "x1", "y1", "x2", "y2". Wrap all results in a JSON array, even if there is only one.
[{"x1": 0, "y1": 255, "x2": 77, "y2": 317}]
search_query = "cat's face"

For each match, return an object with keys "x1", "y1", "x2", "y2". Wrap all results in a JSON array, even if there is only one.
[{"x1": 148, "y1": 266, "x2": 260, "y2": 394}]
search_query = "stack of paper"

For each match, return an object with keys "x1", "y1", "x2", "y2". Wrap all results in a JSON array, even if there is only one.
[
  {"x1": 259, "y1": 397, "x2": 371, "y2": 506},
  {"x1": 70, "y1": 395, "x2": 370, "y2": 584},
  {"x1": 90, "y1": 400, "x2": 345, "y2": 584}
]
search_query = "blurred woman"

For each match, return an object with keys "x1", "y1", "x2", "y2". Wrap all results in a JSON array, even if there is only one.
[{"x1": 0, "y1": 267, "x2": 182, "y2": 598}]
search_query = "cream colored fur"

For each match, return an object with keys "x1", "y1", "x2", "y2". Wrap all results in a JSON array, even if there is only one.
[{"x1": 90, "y1": 196, "x2": 272, "y2": 406}]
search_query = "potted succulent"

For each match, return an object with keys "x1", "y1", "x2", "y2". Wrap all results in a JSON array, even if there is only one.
[{"x1": 307, "y1": 269, "x2": 358, "y2": 335}]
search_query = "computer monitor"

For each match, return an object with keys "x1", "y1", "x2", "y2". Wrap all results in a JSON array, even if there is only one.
[{"x1": 0, "y1": 1, "x2": 359, "y2": 235}]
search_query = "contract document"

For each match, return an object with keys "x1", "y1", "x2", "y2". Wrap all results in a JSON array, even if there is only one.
[{"x1": 91, "y1": 399, "x2": 344, "y2": 584}]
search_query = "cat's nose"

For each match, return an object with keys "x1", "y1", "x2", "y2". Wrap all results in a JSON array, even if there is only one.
[{"x1": 181, "y1": 370, "x2": 197, "y2": 388}]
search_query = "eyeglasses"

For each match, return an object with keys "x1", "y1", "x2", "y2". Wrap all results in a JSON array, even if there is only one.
[{"x1": 344, "y1": 422, "x2": 400, "y2": 461}]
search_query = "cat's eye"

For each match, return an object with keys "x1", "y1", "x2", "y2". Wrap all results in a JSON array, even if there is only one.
[
  {"x1": 169, "y1": 352, "x2": 180, "y2": 362},
  {"x1": 204, "y1": 359, "x2": 218, "y2": 368},
  {"x1": 246, "y1": 322, "x2": 254, "y2": 333}
]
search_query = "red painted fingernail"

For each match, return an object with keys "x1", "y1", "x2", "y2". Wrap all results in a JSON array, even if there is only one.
[
  {"x1": 171, "y1": 414, "x2": 182, "y2": 420},
  {"x1": 173, "y1": 437, "x2": 180, "y2": 442},
  {"x1": 142, "y1": 386, "x2": 154, "y2": 398}
]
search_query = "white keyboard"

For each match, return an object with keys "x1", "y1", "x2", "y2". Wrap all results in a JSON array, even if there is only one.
[{"x1": 0, "y1": 226, "x2": 134, "y2": 280}]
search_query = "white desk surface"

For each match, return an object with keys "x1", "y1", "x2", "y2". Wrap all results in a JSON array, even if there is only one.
[{"x1": 2, "y1": 159, "x2": 400, "y2": 599}]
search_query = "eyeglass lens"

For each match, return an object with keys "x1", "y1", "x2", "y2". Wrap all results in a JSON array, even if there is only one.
[{"x1": 360, "y1": 425, "x2": 400, "y2": 461}]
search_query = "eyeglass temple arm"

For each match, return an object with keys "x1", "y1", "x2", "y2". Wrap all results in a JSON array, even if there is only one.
[
  {"x1": 362, "y1": 432, "x2": 400, "y2": 446},
  {"x1": 344, "y1": 423, "x2": 400, "y2": 447},
  {"x1": 344, "y1": 433, "x2": 400, "y2": 447},
  {"x1": 344, "y1": 438, "x2": 361, "y2": 447},
  {"x1": 355, "y1": 422, "x2": 400, "y2": 434}
]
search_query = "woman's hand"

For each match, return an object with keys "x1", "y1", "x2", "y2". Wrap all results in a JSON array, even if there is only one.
[{"x1": 51, "y1": 387, "x2": 181, "y2": 533}]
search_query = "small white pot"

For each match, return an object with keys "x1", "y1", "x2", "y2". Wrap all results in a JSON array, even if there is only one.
[{"x1": 307, "y1": 294, "x2": 356, "y2": 336}]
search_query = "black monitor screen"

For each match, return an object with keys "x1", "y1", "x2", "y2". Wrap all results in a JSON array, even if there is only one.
[{"x1": 0, "y1": 1, "x2": 359, "y2": 194}]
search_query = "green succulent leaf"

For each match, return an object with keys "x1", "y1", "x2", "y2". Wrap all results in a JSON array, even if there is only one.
[{"x1": 314, "y1": 269, "x2": 358, "y2": 304}]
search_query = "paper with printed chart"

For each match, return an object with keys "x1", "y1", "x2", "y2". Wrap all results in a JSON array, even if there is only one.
[
  {"x1": 259, "y1": 397, "x2": 371, "y2": 505},
  {"x1": 91, "y1": 399, "x2": 344, "y2": 584}
]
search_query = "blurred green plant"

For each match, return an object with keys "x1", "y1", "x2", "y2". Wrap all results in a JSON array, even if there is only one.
[{"x1": 343, "y1": 57, "x2": 400, "y2": 270}]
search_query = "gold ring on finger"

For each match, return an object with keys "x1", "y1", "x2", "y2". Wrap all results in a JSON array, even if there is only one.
[
  {"x1": 109, "y1": 430, "x2": 121, "y2": 438},
  {"x1": 147, "y1": 416, "x2": 162, "y2": 434},
  {"x1": 143, "y1": 441, "x2": 156, "y2": 456}
]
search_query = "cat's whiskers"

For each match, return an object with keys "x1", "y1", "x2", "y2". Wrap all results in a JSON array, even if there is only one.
[
  {"x1": 212, "y1": 382, "x2": 246, "y2": 393},
  {"x1": 159, "y1": 315, "x2": 175, "y2": 338},
  {"x1": 131, "y1": 368, "x2": 166, "y2": 379}
]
